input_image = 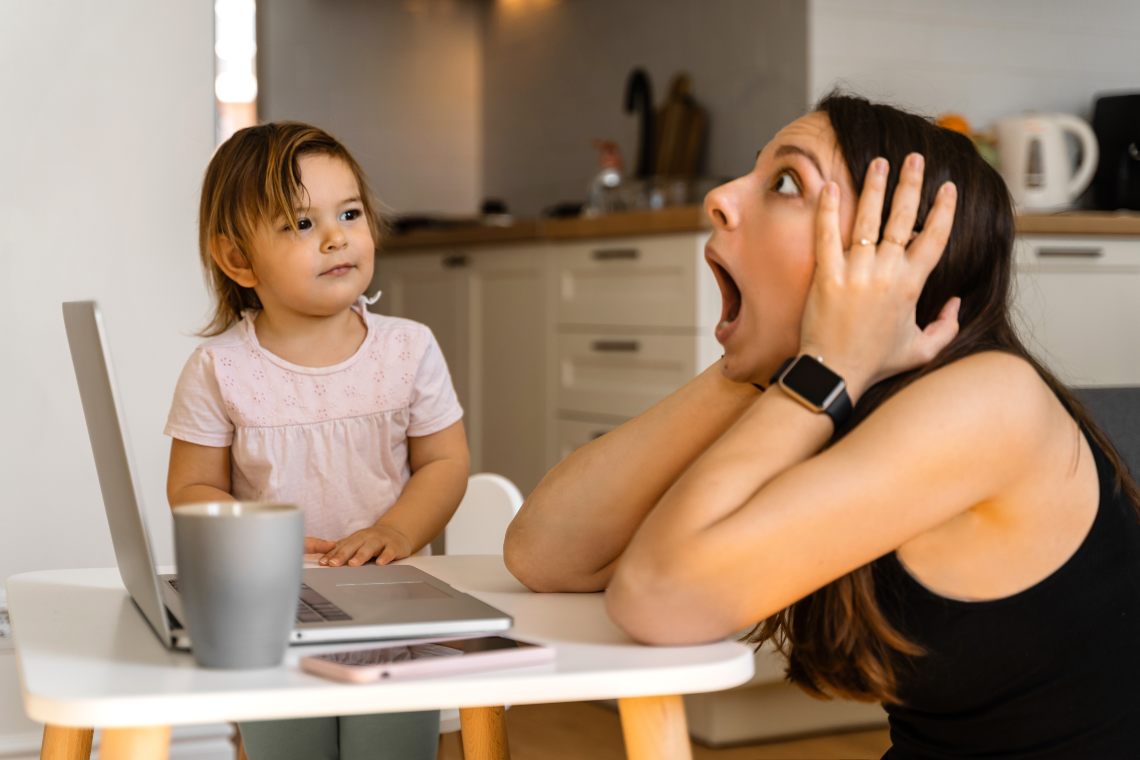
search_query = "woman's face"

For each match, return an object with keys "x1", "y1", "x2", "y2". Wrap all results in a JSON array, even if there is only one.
[{"x1": 704, "y1": 111, "x2": 858, "y2": 384}]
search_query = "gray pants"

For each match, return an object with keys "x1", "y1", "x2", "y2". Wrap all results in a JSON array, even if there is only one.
[{"x1": 239, "y1": 711, "x2": 440, "y2": 760}]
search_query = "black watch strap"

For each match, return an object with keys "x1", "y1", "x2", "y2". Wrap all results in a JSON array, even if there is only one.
[{"x1": 761, "y1": 355, "x2": 853, "y2": 430}]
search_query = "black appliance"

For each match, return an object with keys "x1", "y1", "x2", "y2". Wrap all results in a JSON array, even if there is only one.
[{"x1": 1091, "y1": 92, "x2": 1140, "y2": 210}]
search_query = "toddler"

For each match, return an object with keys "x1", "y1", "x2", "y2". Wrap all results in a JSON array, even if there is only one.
[{"x1": 165, "y1": 121, "x2": 469, "y2": 760}]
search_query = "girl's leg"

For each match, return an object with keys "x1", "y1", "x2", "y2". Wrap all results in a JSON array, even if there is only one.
[
  {"x1": 339, "y1": 710, "x2": 441, "y2": 760},
  {"x1": 238, "y1": 717, "x2": 339, "y2": 760}
]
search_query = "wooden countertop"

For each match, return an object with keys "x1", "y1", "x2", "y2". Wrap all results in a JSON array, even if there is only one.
[
  {"x1": 382, "y1": 207, "x2": 1140, "y2": 251},
  {"x1": 383, "y1": 206, "x2": 710, "y2": 250},
  {"x1": 1015, "y1": 211, "x2": 1140, "y2": 236}
]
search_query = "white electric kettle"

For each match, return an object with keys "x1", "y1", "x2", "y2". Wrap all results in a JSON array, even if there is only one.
[{"x1": 995, "y1": 113, "x2": 1098, "y2": 212}]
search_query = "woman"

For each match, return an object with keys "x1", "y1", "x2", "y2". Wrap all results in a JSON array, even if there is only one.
[{"x1": 504, "y1": 93, "x2": 1140, "y2": 757}]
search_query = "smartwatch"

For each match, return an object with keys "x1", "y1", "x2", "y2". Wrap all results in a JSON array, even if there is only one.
[{"x1": 769, "y1": 355, "x2": 852, "y2": 429}]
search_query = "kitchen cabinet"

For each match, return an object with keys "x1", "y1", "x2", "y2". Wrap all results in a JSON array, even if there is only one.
[
  {"x1": 548, "y1": 233, "x2": 722, "y2": 462},
  {"x1": 372, "y1": 244, "x2": 549, "y2": 498},
  {"x1": 1012, "y1": 234, "x2": 1140, "y2": 386}
]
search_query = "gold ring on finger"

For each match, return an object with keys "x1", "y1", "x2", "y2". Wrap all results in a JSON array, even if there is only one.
[
  {"x1": 882, "y1": 234, "x2": 908, "y2": 247},
  {"x1": 858, "y1": 238, "x2": 874, "y2": 247}
]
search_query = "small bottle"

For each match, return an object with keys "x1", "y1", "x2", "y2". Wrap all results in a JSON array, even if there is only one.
[{"x1": 584, "y1": 139, "x2": 625, "y2": 217}]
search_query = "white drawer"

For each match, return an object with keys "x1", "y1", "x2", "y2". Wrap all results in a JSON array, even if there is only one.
[
  {"x1": 1015, "y1": 235, "x2": 1140, "y2": 272},
  {"x1": 554, "y1": 418, "x2": 621, "y2": 462},
  {"x1": 556, "y1": 332, "x2": 700, "y2": 418},
  {"x1": 553, "y1": 233, "x2": 717, "y2": 329}
]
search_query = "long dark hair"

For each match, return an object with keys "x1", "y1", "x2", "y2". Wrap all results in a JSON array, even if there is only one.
[{"x1": 748, "y1": 92, "x2": 1140, "y2": 704}]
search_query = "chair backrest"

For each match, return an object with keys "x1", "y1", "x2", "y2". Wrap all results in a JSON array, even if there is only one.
[
  {"x1": 444, "y1": 473, "x2": 524, "y2": 555},
  {"x1": 1074, "y1": 386, "x2": 1140, "y2": 476}
]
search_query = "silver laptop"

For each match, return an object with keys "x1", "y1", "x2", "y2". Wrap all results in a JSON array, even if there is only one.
[{"x1": 62, "y1": 300, "x2": 511, "y2": 650}]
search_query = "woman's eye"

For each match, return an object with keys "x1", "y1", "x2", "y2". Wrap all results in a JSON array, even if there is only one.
[
  {"x1": 340, "y1": 208, "x2": 362, "y2": 222},
  {"x1": 772, "y1": 171, "x2": 800, "y2": 196}
]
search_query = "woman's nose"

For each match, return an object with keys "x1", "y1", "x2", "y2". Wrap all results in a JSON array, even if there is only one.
[{"x1": 704, "y1": 180, "x2": 739, "y2": 230}]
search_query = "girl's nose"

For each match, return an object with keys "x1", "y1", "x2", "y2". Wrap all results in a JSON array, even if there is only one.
[
  {"x1": 704, "y1": 179, "x2": 740, "y2": 230},
  {"x1": 322, "y1": 228, "x2": 347, "y2": 253}
]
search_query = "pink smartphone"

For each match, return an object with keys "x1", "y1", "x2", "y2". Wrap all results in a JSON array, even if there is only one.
[{"x1": 299, "y1": 636, "x2": 554, "y2": 683}]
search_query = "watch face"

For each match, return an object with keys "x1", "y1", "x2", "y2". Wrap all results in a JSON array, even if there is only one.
[{"x1": 780, "y1": 356, "x2": 844, "y2": 409}]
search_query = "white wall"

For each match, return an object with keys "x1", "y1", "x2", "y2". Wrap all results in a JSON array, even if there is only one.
[
  {"x1": 0, "y1": 3, "x2": 215, "y2": 585},
  {"x1": 257, "y1": 0, "x2": 483, "y2": 216},
  {"x1": 809, "y1": 0, "x2": 1140, "y2": 127}
]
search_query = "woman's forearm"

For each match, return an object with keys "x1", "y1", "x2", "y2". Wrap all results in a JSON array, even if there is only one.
[{"x1": 504, "y1": 360, "x2": 758, "y2": 592}]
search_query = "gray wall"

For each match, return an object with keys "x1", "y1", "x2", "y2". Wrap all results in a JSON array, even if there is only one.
[
  {"x1": 0, "y1": 5, "x2": 214, "y2": 589},
  {"x1": 258, "y1": 0, "x2": 484, "y2": 216},
  {"x1": 481, "y1": 0, "x2": 808, "y2": 217}
]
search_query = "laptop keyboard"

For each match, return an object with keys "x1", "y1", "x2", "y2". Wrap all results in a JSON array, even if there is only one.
[{"x1": 168, "y1": 579, "x2": 353, "y2": 624}]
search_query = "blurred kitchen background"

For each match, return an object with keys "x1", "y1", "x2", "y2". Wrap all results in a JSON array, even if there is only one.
[{"x1": 4, "y1": 2, "x2": 1140, "y2": 757}]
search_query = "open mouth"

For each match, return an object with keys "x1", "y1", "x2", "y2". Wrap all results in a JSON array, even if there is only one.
[{"x1": 708, "y1": 258, "x2": 742, "y2": 326}]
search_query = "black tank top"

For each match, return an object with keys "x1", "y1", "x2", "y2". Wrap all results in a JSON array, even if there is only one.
[{"x1": 875, "y1": 433, "x2": 1140, "y2": 759}]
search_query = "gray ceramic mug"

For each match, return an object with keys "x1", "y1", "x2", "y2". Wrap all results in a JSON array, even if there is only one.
[{"x1": 173, "y1": 502, "x2": 303, "y2": 669}]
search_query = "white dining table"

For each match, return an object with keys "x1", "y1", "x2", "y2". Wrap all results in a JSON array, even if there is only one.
[{"x1": 7, "y1": 555, "x2": 754, "y2": 760}]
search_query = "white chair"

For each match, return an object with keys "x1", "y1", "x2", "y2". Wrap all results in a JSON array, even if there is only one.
[
  {"x1": 438, "y1": 473, "x2": 525, "y2": 741},
  {"x1": 443, "y1": 473, "x2": 524, "y2": 555}
]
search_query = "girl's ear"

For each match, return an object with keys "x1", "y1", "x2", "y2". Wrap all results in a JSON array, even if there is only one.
[{"x1": 211, "y1": 236, "x2": 258, "y2": 288}]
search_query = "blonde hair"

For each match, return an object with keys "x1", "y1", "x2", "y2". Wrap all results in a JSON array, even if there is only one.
[{"x1": 196, "y1": 121, "x2": 385, "y2": 336}]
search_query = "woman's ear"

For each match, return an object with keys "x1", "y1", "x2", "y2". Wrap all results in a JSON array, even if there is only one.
[{"x1": 211, "y1": 236, "x2": 258, "y2": 288}]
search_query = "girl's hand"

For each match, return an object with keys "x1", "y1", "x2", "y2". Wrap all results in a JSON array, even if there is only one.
[
  {"x1": 318, "y1": 524, "x2": 413, "y2": 567},
  {"x1": 798, "y1": 153, "x2": 960, "y2": 401},
  {"x1": 304, "y1": 536, "x2": 336, "y2": 555}
]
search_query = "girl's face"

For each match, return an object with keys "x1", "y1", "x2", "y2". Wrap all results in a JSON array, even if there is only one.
[
  {"x1": 704, "y1": 111, "x2": 857, "y2": 384},
  {"x1": 246, "y1": 153, "x2": 375, "y2": 320}
]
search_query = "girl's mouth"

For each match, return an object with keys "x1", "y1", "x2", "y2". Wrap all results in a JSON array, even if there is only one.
[{"x1": 320, "y1": 264, "x2": 356, "y2": 277}]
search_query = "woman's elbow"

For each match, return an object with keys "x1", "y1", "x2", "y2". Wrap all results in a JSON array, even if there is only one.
[{"x1": 605, "y1": 554, "x2": 734, "y2": 646}]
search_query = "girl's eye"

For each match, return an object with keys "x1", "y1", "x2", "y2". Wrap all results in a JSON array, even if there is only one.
[
  {"x1": 295, "y1": 218, "x2": 313, "y2": 230},
  {"x1": 772, "y1": 171, "x2": 800, "y2": 196},
  {"x1": 340, "y1": 208, "x2": 362, "y2": 222}
]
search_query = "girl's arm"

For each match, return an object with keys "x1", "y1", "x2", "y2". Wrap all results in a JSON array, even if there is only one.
[
  {"x1": 504, "y1": 362, "x2": 759, "y2": 593},
  {"x1": 167, "y1": 438, "x2": 234, "y2": 506},
  {"x1": 319, "y1": 420, "x2": 470, "y2": 567}
]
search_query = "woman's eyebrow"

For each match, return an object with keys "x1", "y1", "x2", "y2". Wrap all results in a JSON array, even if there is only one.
[{"x1": 773, "y1": 144, "x2": 825, "y2": 179}]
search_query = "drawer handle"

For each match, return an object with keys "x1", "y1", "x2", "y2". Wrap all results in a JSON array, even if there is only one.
[
  {"x1": 592, "y1": 248, "x2": 640, "y2": 261},
  {"x1": 590, "y1": 340, "x2": 641, "y2": 353},
  {"x1": 1035, "y1": 247, "x2": 1104, "y2": 259},
  {"x1": 442, "y1": 253, "x2": 469, "y2": 268}
]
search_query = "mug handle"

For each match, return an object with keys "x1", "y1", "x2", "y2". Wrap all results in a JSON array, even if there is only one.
[{"x1": 1053, "y1": 112, "x2": 1099, "y2": 200}]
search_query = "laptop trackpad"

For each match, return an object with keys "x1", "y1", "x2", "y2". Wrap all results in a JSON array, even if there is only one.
[{"x1": 334, "y1": 581, "x2": 450, "y2": 603}]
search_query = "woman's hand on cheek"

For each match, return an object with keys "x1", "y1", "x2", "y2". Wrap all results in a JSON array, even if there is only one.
[{"x1": 798, "y1": 153, "x2": 960, "y2": 401}]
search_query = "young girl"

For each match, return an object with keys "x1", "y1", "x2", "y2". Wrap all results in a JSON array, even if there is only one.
[
  {"x1": 165, "y1": 121, "x2": 469, "y2": 760},
  {"x1": 506, "y1": 93, "x2": 1140, "y2": 756}
]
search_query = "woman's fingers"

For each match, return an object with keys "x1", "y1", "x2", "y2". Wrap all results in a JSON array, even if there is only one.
[
  {"x1": 814, "y1": 182, "x2": 844, "y2": 276},
  {"x1": 881, "y1": 153, "x2": 926, "y2": 250},
  {"x1": 915, "y1": 296, "x2": 962, "y2": 362},
  {"x1": 849, "y1": 157, "x2": 889, "y2": 263},
  {"x1": 907, "y1": 181, "x2": 958, "y2": 281}
]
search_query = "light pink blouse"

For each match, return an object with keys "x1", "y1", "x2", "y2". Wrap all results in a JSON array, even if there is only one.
[{"x1": 164, "y1": 300, "x2": 463, "y2": 542}]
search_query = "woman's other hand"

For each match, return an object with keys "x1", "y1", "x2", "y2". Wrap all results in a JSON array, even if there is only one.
[
  {"x1": 798, "y1": 153, "x2": 960, "y2": 400},
  {"x1": 317, "y1": 524, "x2": 413, "y2": 567}
]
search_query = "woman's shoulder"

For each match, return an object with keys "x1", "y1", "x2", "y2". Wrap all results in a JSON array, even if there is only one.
[{"x1": 864, "y1": 350, "x2": 1066, "y2": 463}]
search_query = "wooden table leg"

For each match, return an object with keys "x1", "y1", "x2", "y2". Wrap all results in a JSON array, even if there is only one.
[
  {"x1": 98, "y1": 726, "x2": 171, "y2": 760},
  {"x1": 40, "y1": 725, "x2": 93, "y2": 760},
  {"x1": 459, "y1": 705, "x2": 509, "y2": 760},
  {"x1": 618, "y1": 695, "x2": 692, "y2": 760}
]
